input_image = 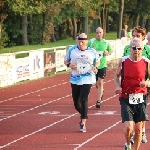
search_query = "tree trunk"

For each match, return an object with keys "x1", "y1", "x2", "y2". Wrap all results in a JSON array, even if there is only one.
[
  {"x1": 28, "y1": 14, "x2": 33, "y2": 44},
  {"x1": 103, "y1": 6, "x2": 108, "y2": 36},
  {"x1": 42, "y1": 13, "x2": 46, "y2": 44},
  {"x1": 68, "y1": 18, "x2": 73, "y2": 36},
  {"x1": 117, "y1": 0, "x2": 124, "y2": 38},
  {"x1": 0, "y1": 23, "x2": 2, "y2": 39},
  {"x1": 99, "y1": 11, "x2": 102, "y2": 27},
  {"x1": 133, "y1": 13, "x2": 140, "y2": 27},
  {"x1": 21, "y1": 15, "x2": 29, "y2": 45},
  {"x1": 145, "y1": 19, "x2": 150, "y2": 31},
  {"x1": 72, "y1": 18, "x2": 77, "y2": 40},
  {"x1": 82, "y1": 16, "x2": 88, "y2": 34}
]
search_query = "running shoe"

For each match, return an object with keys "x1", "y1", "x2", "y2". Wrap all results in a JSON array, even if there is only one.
[
  {"x1": 96, "y1": 100, "x2": 101, "y2": 108},
  {"x1": 141, "y1": 132, "x2": 147, "y2": 143},
  {"x1": 79, "y1": 122, "x2": 86, "y2": 132},
  {"x1": 124, "y1": 144, "x2": 132, "y2": 150}
]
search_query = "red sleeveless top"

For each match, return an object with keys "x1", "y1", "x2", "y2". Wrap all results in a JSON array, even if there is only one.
[{"x1": 120, "y1": 56, "x2": 149, "y2": 98}]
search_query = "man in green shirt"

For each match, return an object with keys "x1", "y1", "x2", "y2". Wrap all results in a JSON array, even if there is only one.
[
  {"x1": 87, "y1": 27, "x2": 112, "y2": 108},
  {"x1": 123, "y1": 26, "x2": 150, "y2": 145}
]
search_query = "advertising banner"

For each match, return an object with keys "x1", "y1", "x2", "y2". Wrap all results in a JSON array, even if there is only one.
[
  {"x1": 0, "y1": 54, "x2": 15, "y2": 87},
  {"x1": 29, "y1": 50, "x2": 44, "y2": 80},
  {"x1": 44, "y1": 52, "x2": 56, "y2": 76},
  {"x1": 15, "y1": 57, "x2": 30, "y2": 82},
  {"x1": 55, "y1": 50, "x2": 67, "y2": 72}
]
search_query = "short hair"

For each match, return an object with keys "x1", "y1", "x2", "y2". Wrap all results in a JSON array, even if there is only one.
[
  {"x1": 78, "y1": 33, "x2": 88, "y2": 40},
  {"x1": 132, "y1": 26, "x2": 146, "y2": 38},
  {"x1": 130, "y1": 37, "x2": 144, "y2": 48},
  {"x1": 96, "y1": 27, "x2": 103, "y2": 32}
]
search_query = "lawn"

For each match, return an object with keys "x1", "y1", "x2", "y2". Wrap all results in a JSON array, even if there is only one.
[{"x1": 0, "y1": 32, "x2": 117, "y2": 54}]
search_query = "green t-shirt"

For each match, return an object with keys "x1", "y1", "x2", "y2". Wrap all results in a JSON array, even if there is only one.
[
  {"x1": 123, "y1": 44, "x2": 150, "y2": 59},
  {"x1": 87, "y1": 38, "x2": 112, "y2": 69}
]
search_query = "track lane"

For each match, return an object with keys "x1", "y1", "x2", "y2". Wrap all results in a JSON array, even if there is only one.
[{"x1": 0, "y1": 70, "x2": 150, "y2": 150}]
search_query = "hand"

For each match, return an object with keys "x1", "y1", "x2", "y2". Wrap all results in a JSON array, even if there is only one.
[
  {"x1": 92, "y1": 66, "x2": 98, "y2": 74},
  {"x1": 139, "y1": 80, "x2": 147, "y2": 88},
  {"x1": 115, "y1": 86, "x2": 122, "y2": 94},
  {"x1": 70, "y1": 64, "x2": 77, "y2": 70},
  {"x1": 103, "y1": 50, "x2": 109, "y2": 56}
]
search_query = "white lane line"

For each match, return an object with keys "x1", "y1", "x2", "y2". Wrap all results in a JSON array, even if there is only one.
[
  {"x1": 73, "y1": 102, "x2": 150, "y2": 150},
  {"x1": 0, "y1": 113, "x2": 78, "y2": 149},
  {"x1": 0, "y1": 82, "x2": 69, "y2": 104},
  {"x1": 0, "y1": 94, "x2": 71, "y2": 122},
  {"x1": 74, "y1": 120, "x2": 121, "y2": 150},
  {"x1": 0, "y1": 79, "x2": 114, "y2": 122},
  {"x1": 0, "y1": 94, "x2": 117, "y2": 149}
]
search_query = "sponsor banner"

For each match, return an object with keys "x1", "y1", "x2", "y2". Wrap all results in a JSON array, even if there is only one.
[
  {"x1": 15, "y1": 57, "x2": 30, "y2": 82},
  {"x1": 44, "y1": 52, "x2": 56, "y2": 76},
  {"x1": 55, "y1": 50, "x2": 67, "y2": 72},
  {"x1": 0, "y1": 53, "x2": 15, "y2": 87},
  {"x1": 29, "y1": 50, "x2": 44, "y2": 80}
]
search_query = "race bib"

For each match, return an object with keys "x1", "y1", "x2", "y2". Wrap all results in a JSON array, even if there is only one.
[
  {"x1": 97, "y1": 51, "x2": 104, "y2": 59},
  {"x1": 129, "y1": 93, "x2": 144, "y2": 104},
  {"x1": 77, "y1": 63, "x2": 92, "y2": 74}
]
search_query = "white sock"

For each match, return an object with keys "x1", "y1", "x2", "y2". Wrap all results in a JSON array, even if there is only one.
[{"x1": 142, "y1": 128, "x2": 145, "y2": 133}]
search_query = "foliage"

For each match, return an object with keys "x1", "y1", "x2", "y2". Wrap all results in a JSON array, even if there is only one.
[
  {"x1": 0, "y1": 26, "x2": 9, "y2": 49},
  {"x1": 6, "y1": 0, "x2": 47, "y2": 15}
]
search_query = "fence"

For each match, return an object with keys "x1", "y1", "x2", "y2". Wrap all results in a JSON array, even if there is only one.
[{"x1": 0, "y1": 38, "x2": 129, "y2": 88}]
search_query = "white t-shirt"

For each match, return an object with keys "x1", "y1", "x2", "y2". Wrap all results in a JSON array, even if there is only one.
[{"x1": 64, "y1": 46, "x2": 99, "y2": 85}]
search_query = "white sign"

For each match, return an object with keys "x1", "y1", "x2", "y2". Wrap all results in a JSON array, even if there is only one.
[{"x1": 0, "y1": 53, "x2": 15, "y2": 87}]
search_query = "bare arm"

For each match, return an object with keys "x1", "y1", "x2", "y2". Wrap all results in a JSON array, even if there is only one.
[
  {"x1": 140, "y1": 61, "x2": 150, "y2": 87},
  {"x1": 114, "y1": 59, "x2": 122, "y2": 94}
]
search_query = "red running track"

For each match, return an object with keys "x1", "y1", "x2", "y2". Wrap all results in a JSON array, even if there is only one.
[{"x1": 0, "y1": 70, "x2": 150, "y2": 150}]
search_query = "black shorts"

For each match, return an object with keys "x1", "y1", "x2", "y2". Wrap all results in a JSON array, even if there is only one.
[
  {"x1": 96, "y1": 67, "x2": 107, "y2": 80},
  {"x1": 119, "y1": 95, "x2": 147, "y2": 123},
  {"x1": 147, "y1": 87, "x2": 150, "y2": 94}
]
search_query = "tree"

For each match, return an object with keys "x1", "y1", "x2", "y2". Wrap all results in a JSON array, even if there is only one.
[{"x1": 118, "y1": 0, "x2": 124, "y2": 38}]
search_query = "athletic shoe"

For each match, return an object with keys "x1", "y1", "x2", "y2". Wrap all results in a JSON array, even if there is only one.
[
  {"x1": 124, "y1": 144, "x2": 132, "y2": 150},
  {"x1": 130, "y1": 133, "x2": 134, "y2": 145},
  {"x1": 141, "y1": 132, "x2": 147, "y2": 143},
  {"x1": 96, "y1": 101, "x2": 101, "y2": 108},
  {"x1": 79, "y1": 122, "x2": 86, "y2": 132}
]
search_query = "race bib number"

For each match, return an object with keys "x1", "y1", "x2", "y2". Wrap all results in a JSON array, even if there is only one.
[
  {"x1": 129, "y1": 93, "x2": 144, "y2": 104},
  {"x1": 77, "y1": 63, "x2": 92, "y2": 74},
  {"x1": 97, "y1": 51, "x2": 104, "y2": 59}
]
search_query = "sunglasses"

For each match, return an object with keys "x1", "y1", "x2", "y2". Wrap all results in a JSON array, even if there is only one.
[{"x1": 131, "y1": 46, "x2": 142, "y2": 50}]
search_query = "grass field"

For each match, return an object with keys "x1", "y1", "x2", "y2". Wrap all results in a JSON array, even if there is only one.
[{"x1": 0, "y1": 32, "x2": 117, "y2": 54}]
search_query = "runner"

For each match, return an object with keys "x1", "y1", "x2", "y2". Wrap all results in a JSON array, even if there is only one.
[
  {"x1": 115, "y1": 37, "x2": 150, "y2": 150},
  {"x1": 123, "y1": 26, "x2": 150, "y2": 144},
  {"x1": 64, "y1": 33, "x2": 99, "y2": 132},
  {"x1": 87, "y1": 27, "x2": 112, "y2": 108}
]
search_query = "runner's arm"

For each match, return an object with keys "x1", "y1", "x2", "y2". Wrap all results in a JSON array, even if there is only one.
[{"x1": 114, "y1": 59, "x2": 121, "y2": 86}]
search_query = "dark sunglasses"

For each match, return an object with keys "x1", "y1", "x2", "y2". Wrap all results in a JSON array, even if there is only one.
[{"x1": 131, "y1": 46, "x2": 142, "y2": 50}]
